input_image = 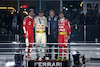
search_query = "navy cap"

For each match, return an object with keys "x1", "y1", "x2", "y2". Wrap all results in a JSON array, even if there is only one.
[{"x1": 38, "y1": 10, "x2": 44, "y2": 13}]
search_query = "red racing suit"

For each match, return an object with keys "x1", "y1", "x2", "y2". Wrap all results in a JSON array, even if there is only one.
[
  {"x1": 58, "y1": 17, "x2": 71, "y2": 57},
  {"x1": 23, "y1": 16, "x2": 34, "y2": 57}
]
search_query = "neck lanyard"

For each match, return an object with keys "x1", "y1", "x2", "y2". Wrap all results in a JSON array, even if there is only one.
[{"x1": 39, "y1": 18, "x2": 41, "y2": 24}]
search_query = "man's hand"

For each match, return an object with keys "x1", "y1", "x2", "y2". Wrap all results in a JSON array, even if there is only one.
[
  {"x1": 25, "y1": 34, "x2": 28, "y2": 38},
  {"x1": 46, "y1": 24, "x2": 48, "y2": 27},
  {"x1": 68, "y1": 35, "x2": 70, "y2": 40},
  {"x1": 81, "y1": 65, "x2": 84, "y2": 67}
]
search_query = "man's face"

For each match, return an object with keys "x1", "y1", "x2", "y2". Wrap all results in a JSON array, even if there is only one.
[
  {"x1": 59, "y1": 14, "x2": 64, "y2": 19},
  {"x1": 38, "y1": 12, "x2": 44, "y2": 17},
  {"x1": 29, "y1": 11, "x2": 34, "y2": 17},
  {"x1": 49, "y1": 11, "x2": 55, "y2": 17}
]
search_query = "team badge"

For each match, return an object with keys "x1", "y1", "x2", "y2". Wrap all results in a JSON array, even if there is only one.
[{"x1": 39, "y1": 25, "x2": 42, "y2": 27}]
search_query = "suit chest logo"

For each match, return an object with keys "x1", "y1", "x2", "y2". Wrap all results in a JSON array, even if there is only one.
[
  {"x1": 59, "y1": 22, "x2": 65, "y2": 26},
  {"x1": 28, "y1": 21, "x2": 32, "y2": 25}
]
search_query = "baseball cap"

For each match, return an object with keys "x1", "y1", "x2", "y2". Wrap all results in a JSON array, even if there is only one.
[
  {"x1": 29, "y1": 8, "x2": 34, "y2": 13},
  {"x1": 38, "y1": 10, "x2": 44, "y2": 13},
  {"x1": 49, "y1": 9, "x2": 55, "y2": 13},
  {"x1": 59, "y1": 11, "x2": 64, "y2": 15}
]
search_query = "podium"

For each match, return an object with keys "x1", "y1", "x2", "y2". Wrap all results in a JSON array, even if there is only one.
[{"x1": 28, "y1": 60, "x2": 68, "y2": 67}]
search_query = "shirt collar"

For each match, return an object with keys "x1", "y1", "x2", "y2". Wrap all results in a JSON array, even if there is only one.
[
  {"x1": 28, "y1": 15, "x2": 33, "y2": 18},
  {"x1": 50, "y1": 15, "x2": 55, "y2": 18},
  {"x1": 39, "y1": 16, "x2": 45, "y2": 19},
  {"x1": 60, "y1": 17, "x2": 65, "y2": 20}
]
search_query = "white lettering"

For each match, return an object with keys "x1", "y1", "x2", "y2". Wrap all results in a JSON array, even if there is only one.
[
  {"x1": 43, "y1": 62, "x2": 46, "y2": 66},
  {"x1": 47, "y1": 62, "x2": 51, "y2": 66},
  {"x1": 56, "y1": 62, "x2": 62, "y2": 66},
  {"x1": 38, "y1": 62, "x2": 42, "y2": 67},
  {"x1": 34, "y1": 62, "x2": 38, "y2": 66},
  {"x1": 34, "y1": 62, "x2": 62, "y2": 67},
  {"x1": 59, "y1": 29, "x2": 65, "y2": 31},
  {"x1": 52, "y1": 62, "x2": 55, "y2": 66},
  {"x1": 59, "y1": 26, "x2": 64, "y2": 28}
]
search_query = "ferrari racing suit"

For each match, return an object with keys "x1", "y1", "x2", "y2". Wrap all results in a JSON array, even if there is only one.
[
  {"x1": 23, "y1": 16, "x2": 34, "y2": 57},
  {"x1": 58, "y1": 17, "x2": 71, "y2": 57}
]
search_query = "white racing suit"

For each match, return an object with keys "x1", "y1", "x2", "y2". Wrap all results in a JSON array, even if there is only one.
[{"x1": 34, "y1": 16, "x2": 47, "y2": 58}]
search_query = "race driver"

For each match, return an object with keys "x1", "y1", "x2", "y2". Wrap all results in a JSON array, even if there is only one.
[
  {"x1": 34, "y1": 10, "x2": 47, "y2": 60},
  {"x1": 56, "y1": 11, "x2": 71, "y2": 61},
  {"x1": 23, "y1": 8, "x2": 34, "y2": 59}
]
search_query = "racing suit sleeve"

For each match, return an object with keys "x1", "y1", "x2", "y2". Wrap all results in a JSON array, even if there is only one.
[
  {"x1": 23, "y1": 18, "x2": 27, "y2": 35},
  {"x1": 34, "y1": 17, "x2": 37, "y2": 27},
  {"x1": 66, "y1": 20, "x2": 71, "y2": 35},
  {"x1": 33, "y1": 18, "x2": 35, "y2": 27}
]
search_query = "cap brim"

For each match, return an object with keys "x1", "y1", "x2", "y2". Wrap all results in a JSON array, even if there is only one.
[
  {"x1": 29, "y1": 11, "x2": 34, "y2": 13},
  {"x1": 38, "y1": 12, "x2": 43, "y2": 13}
]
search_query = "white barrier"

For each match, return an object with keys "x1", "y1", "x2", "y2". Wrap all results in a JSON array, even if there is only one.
[{"x1": 0, "y1": 43, "x2": 100, "y2": 67}]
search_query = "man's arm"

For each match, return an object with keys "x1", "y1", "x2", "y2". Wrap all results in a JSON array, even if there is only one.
[
  {"x1": 47, "y1": 16, "x2": 50, "y2": 35},
  {"x1": 66, "y1": 20, "x2": 71, "y2": 39},
  {"x1": 23, "y1": 18, "x2": 28, "y2": 38},
  {"x1": 34, "y1": 17, "x2": 36, "y2": 27}
]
